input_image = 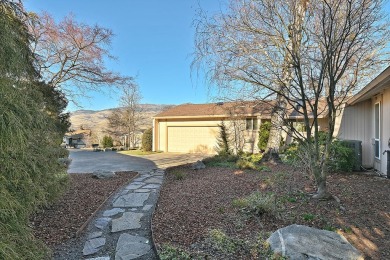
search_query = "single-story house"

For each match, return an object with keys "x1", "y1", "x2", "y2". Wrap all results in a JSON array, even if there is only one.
[
  {"x1": 337, "y1": 66, "x2": 390, "y2": 177},
  {"x1": 63, "y1": 129, "x2": 92, "y2": 148},
  {"x1": 152, "y1": 101, "x2": 330, "y2": 154}
]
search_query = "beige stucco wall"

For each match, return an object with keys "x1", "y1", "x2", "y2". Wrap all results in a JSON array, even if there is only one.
[
  {"x1": 154, "y1": 116, "x2": 333, "y2": 155},
  {"x1": 153, "y1": 117, "x2": 262, "y2": 154}
]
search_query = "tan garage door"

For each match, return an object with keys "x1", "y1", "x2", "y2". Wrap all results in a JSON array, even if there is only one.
[{"x1": 167, "y1": 126, "x2": 219, "y2": 153}]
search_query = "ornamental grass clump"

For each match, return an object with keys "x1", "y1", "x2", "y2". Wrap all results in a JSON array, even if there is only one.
[{"x1": 232, "y1": 192, "x2": 279, "y2": 218}]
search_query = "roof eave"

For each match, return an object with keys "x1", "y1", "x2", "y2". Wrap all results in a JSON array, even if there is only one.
[{"x1": 348, "y1": 66, "x2": 390, "y2": 105}]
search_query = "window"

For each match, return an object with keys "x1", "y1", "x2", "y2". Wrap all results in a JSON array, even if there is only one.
[
  {"x1": 374, "y1": 102, "x2": 380, "y2": 159},
  {"x1": 246, "y1": 118, "x2": 258, "y2": 130}
]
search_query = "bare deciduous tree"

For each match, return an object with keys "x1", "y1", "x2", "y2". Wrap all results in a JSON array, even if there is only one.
[
  {"x1": 194, "y1": 0, "x2": 389, "y2": 198},
  {"x1": 28, "y1": 12, "x2": 128, "y2": 100},
  {"x1": 108, "y1": 82, "x2": 145, "y2": 149}
]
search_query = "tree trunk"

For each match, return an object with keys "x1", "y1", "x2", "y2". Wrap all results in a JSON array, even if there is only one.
[
  {"x1": 262, "y1": 94, "x2": 286, "y2": 163},
  {"x1": 263, "y1": 1, "x2": 308, "y2": 162},
  {"x1": 312, "y1": 165, "x2": 332, "y2": 200}
]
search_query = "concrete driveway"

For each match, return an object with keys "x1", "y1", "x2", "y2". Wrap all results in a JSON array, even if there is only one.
[{"x1": 67, "y1": 149, "x2": 207, "y2": 173}]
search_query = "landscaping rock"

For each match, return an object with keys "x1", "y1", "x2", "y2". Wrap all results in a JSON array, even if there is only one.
[
  {"x1": 94, "y1": 217, "x2": 111, "y2": 229},
  {"x1": 142, "y1": 184, "x2": 160, "y2": 189},
  {"x1": 113, "y1": 193, "x2": 149, "y2": 207},
  {"x1": 83, "y1": 237, "x2": 106, "y2": 256},
  {"x1": 144, "y1": 177, "x2": 163, "y2": 184},
  {"x1": 85, "y1": 257, "x2": 110, "y2": 260},
  {"x1": 111, "y1": 212, "x2": 143, "y2": 232},
  {"x1": 191, "y1": 160, "x2": 206, "y2": 170},
  {"x1": 88, "y1": 231, "x2": 103, "y2": 239},
  {"x1": 134, "y1": 189, "x2": 150, "y2": 193},
  {"x1": 103, "y1": 208, "x2": 125, "y2": 217},
  {"x1": 267, "y1": 224, "x2": 364, "y2": 260},
  {"x1": 115, "y1": 234, "x2": 151, "y2": 260},
  {"x1": 92, "y1": 170, "x2": 116, "y2": 179}
]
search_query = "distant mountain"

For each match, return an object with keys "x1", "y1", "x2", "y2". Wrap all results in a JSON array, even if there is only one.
[{"x1": 69, "y1": 104, "x2": 172, "y2": 134}]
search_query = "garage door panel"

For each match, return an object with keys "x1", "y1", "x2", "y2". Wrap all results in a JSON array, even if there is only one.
[{"x1": 167, "y1": 126, "x2": 218, "y2": 153}]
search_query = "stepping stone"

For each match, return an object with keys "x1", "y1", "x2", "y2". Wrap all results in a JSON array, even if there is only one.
[
  {"x1": 95, "y1": 218, "x2": 111, "y2": 229},
  {"x1": 86, "y1": 257, "x2": 110, "y2": 260},
  {"x1": 111, "y1": 212, "x2": 143, "y2": 232},
  {"x1": 134, "y1": 189, "x2": 150, "y2": 193},
  {"x1": 142, "y1": 184, "x2": 160, "y2": 189},
  {"x1": 144, "y1": 177, "x2": 163, "y2": 184},
  {"x1": 103, "y1": 208, "x2": 125, "y2": 217},
  {"x1": 113, "y1": 193, "x2": 149, "y2": 207},
  {"x1": 130, "y1": 181, "x2": 145, "y2": 185},
  {"x1": 115, "y1": 234, "x2": 151, "y2": 260},
  {"x1": 125, "y1": 184, "x2": 144, "y2": 190},
  {"x1": 142, "y1": 205, "x2": 153, "y2": 211},
  {"x1": 83, "y1": 237, "x2": 106, "y2": 256},
  {"x1": 132, "y1": 177, "x2": 146, "y2": 182},
  {"x1": 88, "y1": 231, "x2": 103, "y2": 239}
]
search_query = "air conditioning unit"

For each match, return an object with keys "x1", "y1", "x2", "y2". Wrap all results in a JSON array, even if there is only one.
[{"x1": 341, "y1": 140, "x2": 362, "y2": 171}]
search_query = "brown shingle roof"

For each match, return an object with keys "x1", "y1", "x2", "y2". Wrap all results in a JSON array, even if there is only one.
[
  {"x1": 154, "y1": 101, "x2": 274, "y2": 119},
  {"x1": 154, "y1": 99, "x2": 330, "y2": 119}
]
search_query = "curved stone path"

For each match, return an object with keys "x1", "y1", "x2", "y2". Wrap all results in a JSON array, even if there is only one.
[
  {"x1": 83, "y1": 168, "x2": 164, "y2": 260},
  {"x1": 61, "y1": 150, "x2": 206, "y2": 260}
]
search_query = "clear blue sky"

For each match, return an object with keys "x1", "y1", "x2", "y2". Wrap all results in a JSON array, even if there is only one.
[{"x1": 24, "y1": 0, "x2": 226, "y2": 111}]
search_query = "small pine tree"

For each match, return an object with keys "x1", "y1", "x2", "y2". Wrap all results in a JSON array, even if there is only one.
[
  {"x1": 102, "y1": 135, "x2": 113, "y2": 148},
  {"x1": 258, "y1": 121, "x2": 271, "y2": 151},
  {"x1": 216, "y1": 121, "x2": 231, "y2": 155},
  {"x1": 142, "y1": 128, "x2": 153, "y2": 151}
]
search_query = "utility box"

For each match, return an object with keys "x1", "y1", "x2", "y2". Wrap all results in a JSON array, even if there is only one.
[{"x1": 341, "y1": 140, "x2": 363, "y2": 171}]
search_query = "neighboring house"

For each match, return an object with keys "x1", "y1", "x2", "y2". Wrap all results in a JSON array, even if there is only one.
[
  {"x1": 63, "y1": 129, "x2": 92, "y2": 148},
  {"x1": 152, "y1": 101, "x2": 330, "y2": 154},
  {"x1": 337, "y1": 66, "x2": 390, "y2": 177}
]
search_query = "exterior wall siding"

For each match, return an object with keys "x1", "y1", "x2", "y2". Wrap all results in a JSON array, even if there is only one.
[{"x1": 337, "y1": 99, "x2": 374, "y2": 167}]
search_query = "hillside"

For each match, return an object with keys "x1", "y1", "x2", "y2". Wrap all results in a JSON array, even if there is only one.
[{"x1": 69, "y1": 104, "x2": 172, "y2": 136}]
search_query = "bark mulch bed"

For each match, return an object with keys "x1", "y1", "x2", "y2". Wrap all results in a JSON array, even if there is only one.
[
  {"x1": 30, "y1": 171, "x2": 137, "y2": 248},
  {"x1": 152, "y1": 164, "x2": 390, "y2": 260}
]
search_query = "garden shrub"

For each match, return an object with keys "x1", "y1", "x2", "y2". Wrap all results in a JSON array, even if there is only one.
[
  {"x1": 236, "y1": 159, "x2": 258, "y2": 170},
  {"x1": 258, "y1": 121, "x2": 271, "y2": 151},
  {"x1": 158, "y1": 244, "x2": 192, "y2": 260},
  {"x1": 142, "y1": 128, "x2": 153, "y2": 151},
  {"x1": 328, "y1": 140, "x2": 356, "y2": 172},
  {"x1": 102, "y1": 135, "x2": 114, "y2": 148},
  {"x1": 282, "y1": 139, "x2": 355, "y2": 172},
  {"x1": 216, "y1": 121, "x2": 231, "y2": 155},
  {"x1": 208, "y1": 229, "x2": 244, "y2": 254},
  {"x1": 203, "y1": 154, "x2": 239, "y2": 168},
  {"x1": 0, "y1": 4, "x2": 69, "y2": 258}
]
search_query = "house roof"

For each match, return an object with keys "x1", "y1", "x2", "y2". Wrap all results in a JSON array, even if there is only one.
[
  {"x1": 154, "y1": 100, "x2": 328, "y2": 119},
  {"x1": 348, "y1": 66, "x2": 390, "y2": 105},
  {"x1": 153, "y1": 101, "x2": 273, "y2": 119}
]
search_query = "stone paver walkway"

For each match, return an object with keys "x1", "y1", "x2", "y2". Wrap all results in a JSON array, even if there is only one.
[
  {"x1": 61, "y1": 150, "x2": 207, "y2": 260},
  {"x1": 82, "y1": 168, "x2": 165, "y2": 260}
]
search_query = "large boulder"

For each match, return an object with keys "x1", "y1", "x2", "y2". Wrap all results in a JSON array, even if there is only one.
[
  {"x1": 92, "y1": 170, "x2": 116, "y2": 179},
  {"x1": 267, "y1": 224, "x2": 363, "y2": 260}
]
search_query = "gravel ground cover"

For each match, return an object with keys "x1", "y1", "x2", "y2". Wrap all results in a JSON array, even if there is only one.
[
  {"x1": 152, "y1": 164, "x2": 390, "y2": 260},
  {"x1": 30, "y1": 171, "x2": 137, "y2": 248}
]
